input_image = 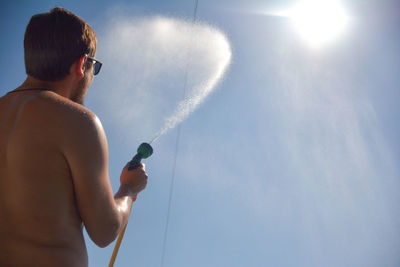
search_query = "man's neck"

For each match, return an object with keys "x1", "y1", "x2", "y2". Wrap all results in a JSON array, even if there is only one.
[{"x1": 18, "y1": 76, "x2": 74, "y2": 99}]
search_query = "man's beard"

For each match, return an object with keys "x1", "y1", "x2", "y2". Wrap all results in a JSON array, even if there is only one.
[{"x1": 71, "y1": 74, "x2": 89, "y2": 105}]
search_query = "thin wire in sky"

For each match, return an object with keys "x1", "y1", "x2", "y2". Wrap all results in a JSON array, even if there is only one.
[{"x1": 160, "y1": 1, "x2": 199, "y2": 266}]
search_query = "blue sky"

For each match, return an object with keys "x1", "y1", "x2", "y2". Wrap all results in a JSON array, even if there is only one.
[{"x1": 1, "y1": 0, "x2": 400, "y2": 266}]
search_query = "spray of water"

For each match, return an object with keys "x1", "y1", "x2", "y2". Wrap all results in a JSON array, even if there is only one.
[
  {"x1": 150, "y1": 37, "x2": 231, "y2": 143},
  {"x1": 91, "y1": 16, "x2": 232, "y2": 143}
]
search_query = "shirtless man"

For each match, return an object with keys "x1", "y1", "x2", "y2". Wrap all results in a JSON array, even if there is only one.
[{"x1": 0, "y1": 7, "x2": 148, "y2": 266}]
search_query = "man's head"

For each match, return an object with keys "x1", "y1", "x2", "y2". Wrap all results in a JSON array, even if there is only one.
[{"x1": 24, "y1": 7, "x2": 98, "y2": 103}]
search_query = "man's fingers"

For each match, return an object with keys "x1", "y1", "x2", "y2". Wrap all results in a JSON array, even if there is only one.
[{"x1": 123, "y1": 162, "x2": 146, "y2": 171}]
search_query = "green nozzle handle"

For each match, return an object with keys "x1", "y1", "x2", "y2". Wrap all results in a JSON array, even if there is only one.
[{"x1": 128, "y1": 143, "x2": 153, "y2": 170}]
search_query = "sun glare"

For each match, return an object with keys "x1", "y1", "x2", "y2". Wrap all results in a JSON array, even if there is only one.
[{"x1": 289, "y1": 0, "x2": 350, "y2": 48}]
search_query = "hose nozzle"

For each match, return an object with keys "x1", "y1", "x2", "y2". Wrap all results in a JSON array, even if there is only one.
[{"x1": 128, "y1": 143, "x2": 153, "y2": 170}]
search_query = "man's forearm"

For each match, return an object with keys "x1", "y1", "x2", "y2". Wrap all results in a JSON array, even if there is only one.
[{"x1": 113, "y1": 185, "x2": 135, "y2": 233}]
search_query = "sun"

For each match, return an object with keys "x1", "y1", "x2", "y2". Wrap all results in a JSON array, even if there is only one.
[{"x1": 289, "y1": 0, "x2": 350, "y2": 48}]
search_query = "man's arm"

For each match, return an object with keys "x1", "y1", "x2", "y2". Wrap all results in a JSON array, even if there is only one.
[{"x1": 60, "y1": 106, "x2": 147, "y2": 247}]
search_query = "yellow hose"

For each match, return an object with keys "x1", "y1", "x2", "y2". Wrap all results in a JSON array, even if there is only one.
[
  {"x1": 109, "y1": 223, "x2": 128, "y2": 267},
  {"x1": 108, "y1": 204, "x2": 133, "y2": 267}
]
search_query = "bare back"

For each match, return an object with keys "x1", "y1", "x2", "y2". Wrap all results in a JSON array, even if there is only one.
[{"x1": 0, "y1": 90, "x2": 88, "y2": 266}]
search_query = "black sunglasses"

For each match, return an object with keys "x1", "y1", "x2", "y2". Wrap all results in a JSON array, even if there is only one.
[{"x1": 87, "y1": 56, "x2": 103, "y2": 75}]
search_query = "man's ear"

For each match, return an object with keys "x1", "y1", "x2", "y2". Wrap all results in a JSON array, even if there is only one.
[{"x1": 72, "y1": 55, "x2": 87, "y2": 78}]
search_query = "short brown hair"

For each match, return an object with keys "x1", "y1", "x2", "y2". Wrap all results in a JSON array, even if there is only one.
[{"x1": 24, "y1": 7, "x2": 97, "y2": 81}]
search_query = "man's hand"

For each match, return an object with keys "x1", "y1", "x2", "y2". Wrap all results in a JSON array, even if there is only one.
[{"x1": 120, "y1": 163, "x2": 148, "y2": 196}]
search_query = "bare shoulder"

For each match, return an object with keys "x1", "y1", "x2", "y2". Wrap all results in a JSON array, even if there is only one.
[
  {"x1": 39, "y1": 91, "x2": 98, "y2": 123},
  {"x1": 1, "y1": 90, "x2": 100, "y2": 134},
  {"x1": 30, "y1": 92, "x2": 106, "y2": 153},
  {"x1": 26, "y1": 92, "x2": 104, "y2": 140}
]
